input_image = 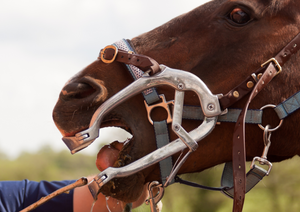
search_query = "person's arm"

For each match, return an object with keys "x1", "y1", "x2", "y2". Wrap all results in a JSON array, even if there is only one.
[{"x1": 73, "y1": 177, "x2": 149, "y2": 212}]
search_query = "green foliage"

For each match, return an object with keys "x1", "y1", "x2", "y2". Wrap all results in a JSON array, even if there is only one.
[
  {"x1": 1, "y1": 146, "x2": 300, "y2": 211},
  {"x1": 134, "y1": 157, "x2": 300, "y2": 212},
  {"x1": 0, "y1": 145, "x2": 98, "y2": 181}
]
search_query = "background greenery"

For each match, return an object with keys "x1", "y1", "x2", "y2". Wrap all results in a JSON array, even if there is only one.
[{"x1": 1, "y1": 146, "x2": 300, "y2": 211}]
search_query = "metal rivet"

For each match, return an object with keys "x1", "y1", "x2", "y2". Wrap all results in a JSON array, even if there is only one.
[
  {"x1": 174, "y1": 124, "x2": 180, "y2": 131},
  {"x1": 233, "y1": 91, "x2": 239, "y2": 98},
  {"x1": 247, "y1": 81, "x2": 254, "y2": 88}
]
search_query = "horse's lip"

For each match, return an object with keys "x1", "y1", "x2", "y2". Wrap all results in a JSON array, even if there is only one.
[
  {"x1": 63, "y1": 118, "x2": 132, "y2": 138},
  {"x1": 100, "y1": 118, "x2": 132, "y2": 134}
]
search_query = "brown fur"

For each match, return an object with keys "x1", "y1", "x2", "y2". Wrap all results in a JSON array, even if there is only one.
[{"x1": 53, "y1": 0, "x2": 300, "y2": 203}]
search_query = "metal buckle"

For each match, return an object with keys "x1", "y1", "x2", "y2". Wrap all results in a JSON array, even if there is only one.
[
  {"x1": 145, "y1": 181, "x2": 164, "y2": 212},
  {"x1": 261, "y1": 57, "x2": 282, "y2": 75},
  {"x1": 100, "y1": 45, "x2": 118, "y2": 63}
]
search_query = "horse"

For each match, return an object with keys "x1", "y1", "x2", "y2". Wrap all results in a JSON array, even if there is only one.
[{"x1": 52, "y1": 0, "x2": 300, "y2": 211}]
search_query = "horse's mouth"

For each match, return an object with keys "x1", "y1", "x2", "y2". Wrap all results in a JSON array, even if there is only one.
[
  {"x1": 92, "y1": 119, "x2": 146, "y2": 203},
  {"x1": 96, "y1": 118, "x2": 134, "y2": 171}
]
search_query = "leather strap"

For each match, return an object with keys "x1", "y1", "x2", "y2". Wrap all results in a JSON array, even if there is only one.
[
  {"x1": 99, "y1": 46, "x2": 161, "y2": 74},
  {"x1": 232, "y1": 63, "x2": 278, "y2": 212},
  {"x1": 231, "y1": 32, "x2": 300, "y2": 212},
  {"x1": 220, "y1": 32, "x2": 300, "y2": 110},
  {"x1": 219, "y1": 67, "x2": 264, "y2": 109}
]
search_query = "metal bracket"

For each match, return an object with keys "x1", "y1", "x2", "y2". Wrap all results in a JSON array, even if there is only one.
[{"x1": 144, "y1": 94, "x2": 174, "y2": 125}]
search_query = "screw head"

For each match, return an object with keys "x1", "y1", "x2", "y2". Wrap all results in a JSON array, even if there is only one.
[
  {"x1": 178, "y1": 83, "x2": 184, "y2": 89},
  {"x1": 174, "y1": 124, "x2": 180, "y2": 131},
  {"x1": 207, "y1": 103, "x2": 215, "y2": 111}
]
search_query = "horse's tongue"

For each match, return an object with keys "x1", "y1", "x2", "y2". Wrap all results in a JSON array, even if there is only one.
[{"x1": 96, "y1": 140, "x2": 124, "y2": 171}]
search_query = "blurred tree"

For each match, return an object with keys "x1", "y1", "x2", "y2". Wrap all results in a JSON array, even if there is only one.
[{"x1": 1, "y1": 146, "x2": 300, "y2": 212}]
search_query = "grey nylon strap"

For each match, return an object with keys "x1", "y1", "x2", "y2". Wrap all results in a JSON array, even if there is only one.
[
  {"x1": 114, "y1": 39, "x2": 160, "y2": 104},
  {"x1": 275, "y1": 90, "x2": 300, "y2": 119},
  {"x1": 114, "y1": 39, "x2": 173, "y2": 185},
  {"x1": 181, "y1": 106, "x2": 263, "y2": 124},
  {"x1": 153, "y1": 121, "x2": 174, "y2": 185},
  {"x1": 221, "y1": 162, "x2": 267, "y2": 198}
]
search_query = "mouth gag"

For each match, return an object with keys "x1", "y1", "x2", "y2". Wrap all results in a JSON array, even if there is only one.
[{"x1": 62, "y1": 65, "x2": 223, "y2": 199}]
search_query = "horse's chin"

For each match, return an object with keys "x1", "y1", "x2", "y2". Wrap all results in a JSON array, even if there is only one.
[{"x1": 95, "y1": 136, "x2": 146, "y2": 203}]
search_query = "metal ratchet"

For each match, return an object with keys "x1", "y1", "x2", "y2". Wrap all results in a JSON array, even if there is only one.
[{"x1": 62, "y1": 65, "x2": 222, "y2": 154}]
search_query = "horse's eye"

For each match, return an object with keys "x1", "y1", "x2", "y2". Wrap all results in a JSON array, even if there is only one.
[{"x1": 229, "y1": 8, "x2": 250, "y2": 25}]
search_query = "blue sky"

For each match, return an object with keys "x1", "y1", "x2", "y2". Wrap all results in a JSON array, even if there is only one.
[{"x1": 0, "y1": 0, "x2": 210, "y2": 158}]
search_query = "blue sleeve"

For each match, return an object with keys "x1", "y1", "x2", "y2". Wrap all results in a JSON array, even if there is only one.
[{"x1": 0, "y1": 179, "x2": 75, "y2": 212}]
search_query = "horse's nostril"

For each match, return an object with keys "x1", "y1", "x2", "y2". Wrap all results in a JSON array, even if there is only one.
[{"x1": 61, "y1": 82, "x2": 96, "y2": 100}]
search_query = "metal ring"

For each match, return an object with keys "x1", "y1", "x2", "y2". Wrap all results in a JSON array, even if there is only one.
[{"x1": 258, "y1": 104, "x2": 283, "y2": 132}]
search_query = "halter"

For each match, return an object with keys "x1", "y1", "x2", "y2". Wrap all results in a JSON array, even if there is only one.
[{"x1": 62, "y1": 32, "x2": 300, "y2": 212}]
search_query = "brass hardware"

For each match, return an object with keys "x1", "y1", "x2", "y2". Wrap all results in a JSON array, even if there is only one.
[
  {"x1": 100, "y1": 45, "x2": 118, "y2": 63},
  {"x1": 261, "y1": 57, "x2": 282, "y2": 75},
  {"x1": 257, "y1": 73, "x2": 263, "y2": 80},
  {"x1": 144, "y1": 94, "x2": 174, "y2": 125},
  {"x1": 247, "y1": 81, "x2": 254, "y2": 88},
  {"x1": 233, "y1": 91, "x2": 239, "y2": 98}
]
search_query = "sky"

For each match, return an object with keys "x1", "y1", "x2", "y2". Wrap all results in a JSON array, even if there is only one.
[{"x1": 0, "y1": 0, "x2": 210, "y2": 159}]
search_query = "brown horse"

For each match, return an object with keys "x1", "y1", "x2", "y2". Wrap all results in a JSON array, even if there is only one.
[{"x1": 53, "y1": 0, "x2": 300, "y2": 209}]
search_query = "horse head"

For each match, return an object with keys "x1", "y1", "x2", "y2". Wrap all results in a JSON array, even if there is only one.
[{"x1": 53, "y1": 0, "x2": 300, "y2": 205}]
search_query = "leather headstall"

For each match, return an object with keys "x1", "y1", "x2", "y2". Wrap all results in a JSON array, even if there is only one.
[{"x1": 228, "y1": 32, "x2": 300, "y2": 212}]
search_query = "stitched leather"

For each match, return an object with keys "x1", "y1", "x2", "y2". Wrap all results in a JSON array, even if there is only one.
[
  {"x1": 232, "y1": 63, "x2": 277, "y2": 212},
  {"x1": 231, "y1": 32, "x2": 300, "y2": 212}
]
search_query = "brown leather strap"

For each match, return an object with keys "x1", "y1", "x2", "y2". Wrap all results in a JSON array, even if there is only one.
[
  {"x1": 231, "y1": 32, "x2": 300, "y2": 212},
  {"x1": 220, "y1": 32, "x2": 300, "y2": 110},
  {"x1": 99, "y1": 46, "x2": 161, "y2": 74},
  {"x1": 219, "y1": 67, "x2": 264, "y2": 110},
  {"x1": 232, "y1": 63, "x2": 277, "y2": 212}
]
